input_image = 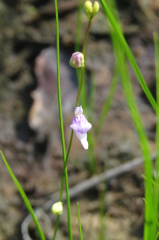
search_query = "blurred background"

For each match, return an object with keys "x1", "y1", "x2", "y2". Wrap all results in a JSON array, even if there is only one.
[{"x1": 0, "y1": 0, "x2": 159, "y2": 239}]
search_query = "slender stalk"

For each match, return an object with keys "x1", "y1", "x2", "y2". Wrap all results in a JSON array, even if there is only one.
[
  {"x1": 75, "y1": 0, "x2": 86, "y2": 110},
  {"x1": 52, "y1": 215, "x2": 60, "y2": 240},
  {"x1": 53, "y1": 16, "x2": 92, "y2": 240},
  {"x1": 76, "y1": 19, "x2": 91, "y2": 106},
  {"x1": 54, "y1": 1, "x2": 72, "y2": 239},
  {"x1": 77, "y1": 202, "x2": 83, "y2": 240},
  {"x1": 59, "y1": 18, "x2": 92, "y2": 198},
  {"x1": 52, "y1": 131, "x2": 74, "y2": 240},
  {"x1": 75, "y1": 0, "x2": 83, "y2": 52},
  {"x1": 76, "y1": 66, "x2": 86, "y2": 106}
]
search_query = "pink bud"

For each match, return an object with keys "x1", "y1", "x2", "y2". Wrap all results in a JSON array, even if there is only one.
[{"x1": 69, "y1": 52, "x2": 84, "y2": 68}]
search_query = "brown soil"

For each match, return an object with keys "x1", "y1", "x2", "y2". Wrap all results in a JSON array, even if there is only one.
[{"x1": 0, "y1": 0, "x2": 159, "y2": 239}]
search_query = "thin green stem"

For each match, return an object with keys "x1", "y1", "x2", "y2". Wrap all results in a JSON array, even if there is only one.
[
  {"x1": 59, "y1": 131, "x2": 74, "y2": 201},
  {"x1": 75, "y1": 0, "x2": 86, "y2": 110},
  {"x1": 76, "y1": 67, "x2": 86, "y2": 106},
  {"x1": 61, "y1": 19, "x2": 92, "y2": 180},
  {"x1": 76, "y1": 19, "x2": 91, "y2": 106},
  {"x1": 55, "y1": 0, "x2": 65, "y2": 159},
  {"x1": 53, "y1": 12, "x2": 92, "y2": 240},
  {"x1": 83, "y1": 19, "x2": 91, "y2": 58},
  {"x1": 77, "y1": 202, "x2": 83, "y2": 240},
  {"x1": 66, "y1": 131, "x2": 74, "y2": 165},
  {"x1": 52, "y1": 215, "x2": 60, "y2": 240},
  {"x1": 75, "y1": 0, "x2": 83, "y2": 52},
  {"x1": 54, "y1": 0, "x2": 72, "y2": 239}
]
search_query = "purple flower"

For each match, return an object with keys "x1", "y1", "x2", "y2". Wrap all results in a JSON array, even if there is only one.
[
  {"x1": 69, "y1": 52, "x2": 84, "y2": 68},
  {"x1": 70, "y1": 106, "x2": 92, "y2": 149}
]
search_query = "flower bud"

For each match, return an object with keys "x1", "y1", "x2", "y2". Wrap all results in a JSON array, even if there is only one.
[
  {"x1": 84, "y1": 1, "x2": 93, "y2": 19},
  {"x1": 92, "y1": 1, "x2": 100, "y2": 17},
  {"x1": 84, "y1": 1, "x2": 100, "y2": 19},
  {"x1": 51, "y1": 201, "x2": 63, "y2": 215},
  {"x1": 69, "y1": 52, "x2": 84, "y2": 68}
]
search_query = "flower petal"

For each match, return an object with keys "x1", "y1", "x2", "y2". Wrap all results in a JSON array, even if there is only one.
[
  {"x1": 74, "y1": 106, "x2": 83, "y2": 115},
  {"x1": 70, "y1": 118, "x2": 92, "y2": 134},
  {"x1": 75, "y1": 132, "x2": 88, "y2": 149}
]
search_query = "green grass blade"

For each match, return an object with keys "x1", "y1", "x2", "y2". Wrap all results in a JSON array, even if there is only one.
[
  {"x1": 77, "y1": 202, "x2": 83, "y2": 240},
  {"x1": 154, "y1": 32, "x2": 159, "y2": 176},
  {"x1": 99, "y1": 0, "x2": 159, "y2": 115},
  {"x1": 118, "y1": 50, "x2": 154, "y2": 240},
  {"x1": 0, "y1": 151, "x2": 46, "y2": 240},
  {"x1": 108, "y1": 1, "x2": 154, "y2": 238},
  {"x1": 154, "y1": 31, "x2": 159, "y2": 237}
]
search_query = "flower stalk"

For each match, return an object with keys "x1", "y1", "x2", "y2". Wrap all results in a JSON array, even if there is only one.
[
  {"x1": 54, "y1": 0, "x2": 72, "y2": 239},
  {"x1": 76, "y1": 19, "x2": 91, "y2": 106},
  {"x1": 53, "y1": 1, "x2": 99, "y2": 238}
]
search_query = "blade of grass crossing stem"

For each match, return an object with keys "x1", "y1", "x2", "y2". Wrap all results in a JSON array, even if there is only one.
[
  {"x1": 54, "y1": 1, "x2": 72, "y2": 240},
  {"x1": 108, "y1": 2, "x2": 154, "y2": 238},
  {"x1": 99, "y1": 0, "x2": 159, "y2": 115},
  {"x1": 154, "y1": 31, "x2": 159, "y2": 237},
  {"x1": 0, "y1": 151, "x2": 46, "y2": 240},
  {"x1": 77, "y1": 203, "x2": 83, "y2": 240}
]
